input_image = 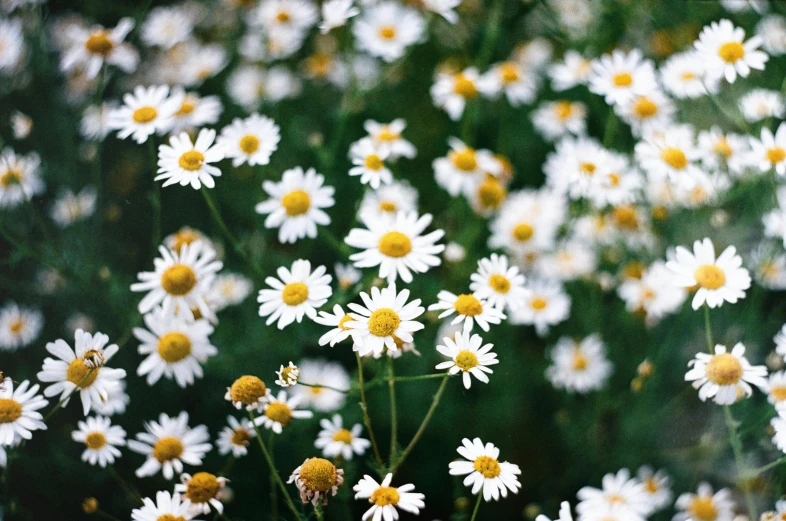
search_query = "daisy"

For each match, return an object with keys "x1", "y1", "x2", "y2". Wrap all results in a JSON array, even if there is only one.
[
  {"x1": 216, "y1": 416, "x2": 255, "y2": 457},
  {"x1": 253, "y1": 0, "x2": 318, "y2": 37},
  {"x1": 49, "y1": 186, "x2": 97, "y2": 228},
  {"x1": 276, "y1": 361, "x2": 300, "y2": 387},
  {"x1": 697, "y1": 127, "x2": 749, "y2": 176},
  {"x1": 208, "y1": 273, "x2": 254, "y2": 312},
  {"x1": 319, "y1": 0, "x2": 359, "y2": 33},
  {"x1": 435, "y1": 330, "x2": 498, "y2": 389},
  {"x1": 659, "y1": 51, "x2": 714, "y2": 99},
  {"x1": 431, "y1": 67, "x2": 487, "y2": 121},
  {"x1": 432, "y1": 137, "x2": 502, "y2": 197},
  {"x1": 288, "y1": 457, "x2": 344, "y2": 505},
  {"x1": 225, "y1": 375, "x2": 269, "y2": 412},
  {"x1": 345, "y1": 283, "x2": 425, "y2": 357},
  {"x1": 423, "y1": 0, "x2": 461, "y2": 22},
  {"x1": 634, "y1": 125, "x2": 702, "y2": 182},
  {"x1": 60, "y1": 18, "x2": 138, "y2": 79},
  {"x1": 576, "y1": 468, "x2": 651, "y2": 520},
  {"x1": 617, "y1": 261, "x2": 686, "y2": 324},
  {"x1": 217, "y1": 114, "x2": 280, "y2": 167},
  {"x1": 587, "y1": 49, "x2": 657, "y2": 105},
  {"x1": 315, "y1": 415, "x2": 370, "y2": 460},
  {"x1": 164, "y1": 227, "x2": 212, "y2": 254},
  {"x1": 315, "y1": 304, "x2": 358, "y2": 347},
  {"x1": 665, "y1": 238, "x2": 751, "y2": 310},
  {"x1": 156, "y1": 129, "x2": 224, "y2": 190},
  {"x1": 614, "y1": 89, "x2": 676, "y2": 137},
  {"x1": 354, "y1": 473, "x2": 425, "y2": 520},
  {"x1": 37, "y1": 329, "x2": 126, "y2": 416},
  {"x1": 749, "y1": 245, "x2": 786, "y2": 290},
  {"x1": 535, "y1": 242, "x2": 597, "y2": 282},
  {"x1": 543, "y1": 136, "x2": 608, "y2": 199},
  {"x1": 71, "y1": 416, "x2": 126, "y2": 467},
  {"x1": 166, "y1": 90, "x2": 223, "y2": 134},
  {"x1": 255, "y1": 390, "x2": 313, "y2": 434},
  {"x1": 673, "y1": 483, "x2": 735, "y2": 521},
  {"x1": 127, "y1": 411, "x2": 211, "y2": 479},
  {"x1": 131, "y1": 491, "x2": 196, "y2": 521},
  {"x1": 335, "y1": 263, "x2": 362, "y2": 290},
  {"x1": 345, "y1": 211, "x2": 445, "y2": 283},
  {"x1": 108, "y1": 85, "x2": 182, "y2": 144},
  {"x1": 140, "y1": 6, "x2": 195, "y2": 49},
  {"x1": 536, "y1": 502, "x2": 573, "y2": 521},
  {"x1": 694, "y1": 19, "x2": 768, "y2": 84},
  {"x1": 531, "y1": 100, "x2": 588, "y2": 141},
  {"x1": 685, "y1": 343, "x2": 767, "y2": 405},
  {"x1": 636, "y1": 466, "x2": 672, "y2": 512},
  {"x1": 133, "y1": 307, "x2": 217, "y2": 388},
  {"x1": 352, "y1": 1, "x2": 425, "y2": 63},
  {"x1": 175, "y1": 472, "x2": 228, "y2": 515},
  {"x1": 257, "y1": 259, "x2": 332, "y2": 329},
  {"x1": 131, "y1": 241, "x2": 222, "y2": 320},
  {"x1": 348, "y1": 138, "x2": 393, "y2": 189},
  {"x1": 10, "y1": 111, "x2": 32, "y2": 140},
  {"x1": 80, "y1": 103, "x2": 115, "y2": 141},
  {"x1": 429, "y1": 291, "x2": 505, "y2": 332},
  {"x1": 470, "y1": 253, "x2": 528, "y2": 312},
  {"x1": 358, "y1": 181, "x2": 418, "y2": 221},
  {"x1": 0, "y1": 378, "x2": 47, "y2": 445},
  {"x1": 0, "y1": 301, "x2": 43, "y2": 351},
  {"x1": 545, "y1": 335, "x2": 612, "y2": 394},
  {"x1": 364, "y1": 119, "x2": 416, "y2": 160},
  {"x1": 292, "y1": 359, "x2": 349, "y2": 412},
  {"x1": 178, "y1": 43, "x2": 229, "y2": 87},
  {"x1": 448, "y1": 438, "x2": 521, "y2": 501},
  {"x1": 0, "y1": 19, "x2": 23, "y2": 73},
  {"x1": 480, "y1": 61, "x2": 539, "y2": 107},
  {"x1": 0, "y1": 148, "x2": 44, "y2": 209},
  {"x1": 757, "y1": 15, "x2": 786, "y2": 56},
  {"x1": 739, "y1": 89, "x2": 784, "y2": 122},
  {"x1": 548, "y1": 50, "x2": 591, "y2": 91},
  {"x1": 256, "y1": 167, "x2": 334, "y2": 243},
  {"x1": 749, "y1": 123, "x2": 786, "y2": 176},
  {"x1": 508, "y1": 279, "x2": 571, "y2": 336},
  {"x1": 93, "y1": 381, "x2": 130, "y2": 417}
]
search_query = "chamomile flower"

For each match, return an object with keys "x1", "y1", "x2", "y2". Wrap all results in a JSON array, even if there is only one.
[
  {"x1": 358, "y1": 181, "x2": 418, "y2": 221},
  {"x1": 587, "y1": 49, "x2": 657, "y2": 105},
  {"x1": 80, "y1": 103, "x2": 115, "y2": 141},
  {"x1": 636, "y1": 466, "x2": 672, "y2": 512},
  {"x1": 255, "y1": 167, "x2": 334, "y2": 243},
  {"x1": 673, "y1": 483, "x2": 735, "y2": 521},
  {"x1": 292, "y1": 359, "x2": 349, "y2": 412},
  {"x1": 131, "y1": 241, "x2": 222, "y2": 320},
  {"x1": 0, "y1": 301, "x2": 43, "y2": 351},
  {"x1": 488, "y1": 190, "x2": 566, "y2": 255},
  {"x1": 289, "y1": 457, "x2": 344, "y2": 505},
  {"x1": 433, "y1": 137, "x2": 501, "y2": 197},
  {"x1": 315, "y1": 415, "x2": 370, "y2": 460},
  {"x1": 49, "y1": 186, "x2": 96, "y2": 228},
  {"x1": 216, "y1": 416, "x2": 255, "y2": 457},
  {"x1": 666, "y1": 238, "x2": 751, "y2": 309},
  {"x1": 750, "y1": 245, "x2": 786, "y2": 290},
  {"x1": 576, "y1": 468, "x2": 651, "y2": 520},
  {"x1": 352, "y1": 2, "x2": 425, "y2": 63},
  {"x1": 614, "y1": 89, "x2": 676, "y2": 137},
  {"x1": 156, "y1": 129, "x2": 224, "y2": 189},
  {"x1": 319, "y1": 0, "x2": 359, "y2": 33},
  {"x1": 276, "y1": 362, "x2": 300, "y2": 387},
  {"x1": 108, "y1": 85, "x2": 182, "y2": 144},
  {"x1": 166, "y1": 90, "x2": 223, "y2": 134},
  {"x1": 749, "y1": 123, "x2": 786, "y2": 176},
  {"x1": 508, "y1": 279, "x2": 571, "y2": 336},
  {"x1": 481, "y1": 61, "x2": 539, "y2": 107},
  {"x1": 435, "y1": 330, "x2": 498, "y2": 389},
  {"x1": 133, "y1": 307, "x2": 217, "y2": 388},
  {"x1": 549, "y1": 50, "x2": 591, "y2": 91},
  {"x1": 225, "y1": 375, "x2": 269, "y2": 412},
  {"x1": 536, "y1": 502, "x2": 573, "y2": 521},
  {"x1": 348, "y1": 138, "x2": 393, "y2": 189},
  {"x1": 164, "y1": 227, "x2": 211, "y2": 254},
  {"x1": 0, "y1": 148, "x2": 44, "y2": 209},
  {"x1": 694, "y1": 19, "x2": 768, "y2": 84},
  {"x1": 448, "y1": 438, "x2": 521, "y2": 501},
  {"x1": 208, "y1": 273, "x2": 254, "y2": 312},
  {"x1": 93, "y1": 381, "x2": 130, "y2": 417},
  {"x1": 60, "y1": 18, "x2": 138, "y2": 79},
  {"x1": 256, "y1": 390, "x2": 313, "y2": 434},
  {"x1": 140, "y1": 6, "x2": 195, "y2": 49},
  {"x1": 175, "y1": 472, "x2": 228, "y2": 515},
  {"x1": 0, "y1": 378, "x2": 47, "y2": 445},
  {"x1": 37, "y1": 329, "x2": 126, "y2": 416},
  {"x1": 0, "y1": 19, "x2": 23, "y2": 73},
  {"x1": 314, "y1": 304, "x2": 357, "y2": 347},
  {"x1": 685, "y1": 343, "x2": 767, "y2": 405},
  {"x1": 617, "y1": 261, "x2": 686, "y2": 324},
  {"x1": 257, "y1": 259, "x2": 332, "y2": 329},
  {"x1": 531, "y1": 100, "x2": 587, "y2": 141},
  {"x1": 345, "y1": 211, "x2": 444, "y2": 283},
  {"x1": 470, "y1": 254, "x2": 528, "y2": 312},
  {"x1": 697, "y1": 127, "x2": 749, "y2": 175},
  {"x1": 354, "y1": 473, "x2": 425, "y2": 520},
  {"x1": 364, "y1": 119, "x2": 416, "y2": 160},
  {"x1": 546, "y1": 335, "x2": 612, "y2": 394},
  {"x1": 757, "y1": 15, "x2": 786, "y2": 56},
  {"x1": 431, "y1": 68, "x2": 487, "y2": 121},
  {"x1": 429, "y1": 291, "x2": 505, "y2": 332},
  {"x1": 254, "y1": 0, "x2": 318, "y2": 37},
  {"x1": 345, "y1": 283, "x2": 425, "y2": 357},
  {"x1": 127, "y1": 411, "x2": 211, "y2": 479},
  {"x1": 218, "y1": 114, "x2": 280, "y2": 167},
  {"x1": 131, "y1": 491, "x2": 195, "y2": 521},
  {"x1": 71, "y1": 416, "x2": 126, "y2": 467},
  {"x1": 659, "y1": 51, "x2": 714, "y2": 99},
  {"x1": 635, "y1": 125, "x2": 702, "y2": 182},
  {"x1": 740, "y1": 89, "x2": 784, "y2": 122}
]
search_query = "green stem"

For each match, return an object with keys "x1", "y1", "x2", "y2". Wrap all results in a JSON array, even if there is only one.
[
  {"x1": 298, "y1": 381, "x2": 349, "y2": 394},
  {"x1": 269, "y1": 432, "x2": 279, "y2": 521},
  {"x1": 743, "y1": 456, "x2": 786, "y2": 479},
  {"x1": 218, "y1": 454, "x2": 236, "y2": 477},
  {"x1": 364, "y1": 373, "x2": 449, "y2": 391},
  {"x1": 469, "y1": 492, "x2": 483, "y2": 521},
  {"x1": 107, "y1": 464, "x2": 143, "y2": 504},
  {"x1": 149, "y1": 139, "x2": 161, "y2": 249},
  {"x1": 388, "y1": 357, "x2": 398, "y2": 463},
  {"x1": 703, "y1": 304, "x2": 714, "y2": 354},
  {"x1": 314, "y1": 502, "x2": 324, "y2": 521},
  {"x1": 723, "y1": 406, "x2": 757, "y2": 520},
  {"x1": 356, "y1": 352, "x2": 384, "y2": 471}
]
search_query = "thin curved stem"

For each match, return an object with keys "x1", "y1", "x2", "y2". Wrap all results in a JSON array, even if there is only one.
[
  {"x1": 107, "y1": 464, "x2": 143, "y2": 504},
  {"x1": 356, "y1": 352, "x2": 384, "y2": 471},
  {"x1": 724, "y1": 406, "x2": 757, "y2": 520},
  {"x1": 388, "y1": 357, "x2": 398, "y2": 463},
  {"x1": 298, "y1": 381, "x2": 349, "y2": 394},
  {"x1": 469, "y1": 492, "x2": 483, "y2": 521},
  {"x1": 703, "y1": 303, "x2": 714, "y2": 354}
]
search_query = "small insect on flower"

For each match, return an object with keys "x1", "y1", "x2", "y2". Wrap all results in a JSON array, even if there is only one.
[
  {"x1": 71, "y1": 416, "x2": 126, "y2": 467},
  {"x1": 255, "y1": 390, "x2": 313, "y2": 434},
  {"x1": 289, "y1": 457, "x2": 344, "y2": 505},
  {"x1": 156, "y1": 128, "x2": 225, "y2": 189},
  {"x1": 257, "y1": 259, "x2": 332, "y2": 329},
  {"x1": 435, "y1": 330, "x2": 498, "y2": 389},
  {"x1": 0, "y1": 377, "x2": 47, "y2": 446},
  {"x1": 175, "y1": 472, "x2": 228, "y2": 515},
  {"x1": 225, "y1": 375, "x2": 269, "y2": 412},
  {"x1": 685, "y1": 343, "x2": 768, "y2": 405},
  {"x1": 448, "y1": 437, "x2": 521, "y2": 501},
  {"x1": 353, "y1": 473, "x2": 425, "y2": 520},
  {"x1": 276, "y1": 362, "x2": 300, "y2": 387}
]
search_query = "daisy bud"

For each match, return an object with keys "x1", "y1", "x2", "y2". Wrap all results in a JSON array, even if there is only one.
[
  {"x1": 275, "y1": 362, "x2": 300, "y2": 387},
  {"x1": 82, "y1": 498, "x2": 99, "y2": 514},
  {"x1": 225, "y1": 375, "x2": 269, "y2": 411},
  {"x1": 175, "y1": 472, "x2": 228, "y2": 515},
  {"x1": 288, "y1": 457, "x2": 344, "y2": 506}
]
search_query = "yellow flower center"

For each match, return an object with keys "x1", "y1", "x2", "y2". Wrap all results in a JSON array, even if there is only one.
[
  {"x1": 607, "y1": 173, "x2": 621, "y2": 186},
  {"x1": 161, "y1": 264, "x2": 197, "y2": 296},
  {"x1": 157, "y1": 332, "x2": 192, "y2": 363},
  {"x1": 771, "y1": 386, "x2": 786, "y2": 402},
  {"x1": 633, "y1": 97, "x2": 658, "y2": 118},
  {"x1": 232, "y1": 427, "x2": 252, "y2": 445},
  {"x1": 705, "y1": 353, "x2": 743, "y2": 386},
  {"x1": 689, "y1": 496, "x2": 718, "y2": 521},
  {"x1": 371, "y1": 486, "x2": 401, "y2": 506},
  {"x1": 378, "y1": 26, "x2": 396, "y2": 40},
  {"x1": 554, "y1": 101, "x2": 573, "y2": 120},
  {"x1": 305, "y1": 52, "x2": 333, "y2": 78},
  {"x1": 455, "y1": 350, "x2": 479, "y2": 371},
  {"x1": 9, "y1": 319, "x2": 23, "y2": 333},
  {"x1": 153, "y1": 436, "x2": 184, "y2": 463},
  {"x1": 377, "y1": 128, "x2": 399, "y2": 141},
  {"x1": 132, "y1": 106, "x2": 158, "y2": 124},
  {"x1": 239, "y1": 135, "x2": 260, "y2": 154},
  {"x1": 364, "y1": 154, "x2": 385, "y2": 171},
  {"x1": 338, "y1": 314, "x2": 353, "y2": 331},
  {"x1": 513, "y1": 223, "x2": 534, "y2": 242},
  {"x1": 489, "y1": 274, "x2": 510, "y2": 294},
  {"x1": 85, "y1": 31, "x2": 113, "y2": 56},
  {"x1": 473, "y1": 455, "x2": 501, "y2": 478},
  {"x1": 265, "y1": 402, "x2": 293, "y2": 426},
  {"x1": 499, "y1": 62, "x2": 519, "y2": 84},
  {"x1": 450, "y1": 149, "x2": 478, "y2": 171},
  {"x1": 767, "y1": 147, "x2": 786, "y2": 164},
  {"x1": 718, "y1": 41, "x2": 745, "y2": 63},
  {"x1": 681, "y1": 71, "x2": 696, "y2": 81},
  {"x1": 281, "y1": 189, "x2": 311, "y2": 216},
  {"x1": 612, "y1": 72, "x2": 633, "y2": 87},
  {"x1": 170, "y1": 228, "x2": 200, "y2": 252},
  {"x1": 613, "y1": 205, "x2": 639, "y2": 230},
  {"x1": 0, "y1": 399, "x2": 22, "y2": 424},
  {"x1": 530, "y1": 297, "x2": 547, "y2": 310},
  {"x1": 66, "y1": 359, "x2": 99, "y2": 388},
  {"x1": 572, "y1": 350, "x2": 588, "y2": 370},
  {"x1": 282, "y1": 282, "x2": 309, "y2": 306},
  {"x1": 0, "y1": 170, "x2": 21, "y2": 187},
  {"x1": 694, "y1": 264, "x2": 726, "y2": 290},
  {"x1": 85, "y1": 432, "x2": 107, "y2": 450},
  {"x1": 368, "y1": 308, "x2": 400, "y2": 337},
  {"x1": 453, "y1": 74, "x2": 478, "y2": 98},
  {"x1": 454, "y1": 294, "x2": 483, "y2": 316},
  {"x1": 713, "y1": 138, "x2": 732, "y2": 158},
  {"x1": 477, "y1": 177, "x2": 506, "y2": 209},
  {"x1": 276, "y1": 10, "x2": 291, "y2": 22},
  {"x1": 579, "y1": 162, "x2": 596, "y2": 175},
  {"x1": 299, "y1": 458, "x2": 338, "y2": 492},
  {"x1": 230, "y1": 375, "x2": 267, "y2": 405},
  {"x1": 175, "y1": 98, "x2": 196, "y2": 116},
  {"x1": 186, "y1": 472, "x2": 221, "y2": 504},
  {"x1": 178, "y1": 150, "x2": 205, "y2": 171},
  {"x1": 644, "y1": 477, "x2": 659, "y2": 493},
  {"x1": 378, "y1": 231, "x2": 412, "y2": 258},
  {"x1": 157, "y1": 515, "x2": 186, "y2": 521},
  {"x1": 379, "y1": 201, "x2": 397, "y2": 213},
  {"x1": 623, "y1": 262, "x2": 644, "y2": 280},
  {"x1": 332, "y1": 428, "x2": 353, "y2": 444}
]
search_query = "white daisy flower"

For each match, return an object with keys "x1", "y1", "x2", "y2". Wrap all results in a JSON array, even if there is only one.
[
  {"x1": 140, "y1": 6, "x2": 195, "y2": 49},
  {"x1": 255, "y1": 167, "x2": 334, "y2": 244},
  {"x1": 166, "y1": 90, "x2": 223, "y2": 134},
  {"x1": 315, "y1": 415, "x2": 370, "y2": 460},
  {"x1": 80, "y1": 103, "x2": 116, "y2": 141},
  {"x1": 577, "y1": 468, "x2": 651, "y2": 520},
  {"x1": 508, "y1": 279, "x2": 571, "y2": 336},
  {"x1": 216, "y1": 415, "x2": 255, "y2": 457},
  {"x1": 319, "y1": 0, "x2": 359, "y2": 33},
  {"x1": 531, "y1": 100, "x2": 588, "y2": 141},
  {"x1": 10, "y1": 111, "x2": 32, "y2": 140},
  {"x1": 429, "y1": 291, "x2": 505, "y2": 332},
  {"x1": 545, "y1": 335, "x2": 612, "y2": 394},
  {"x1": 470, "y1": 253, "x2": 528, "y2": 312},
  {"x1": 587, "y1": 49, "x2": 657, "y2": 105},
  {"x1": 448, "y1": 437, "x2": 521, "y2": 501},
  {"x1": 0, "y1": 378, "x2": 47, "y2": 445},
  {"x1": 358, "y1": 181, "x2": 418, "y2": 221},
  {"x1": 292, "y1": 359, "x2": 349, "y2": 412},
  {"x1": 548, "y1": 50, "x2": 591, "y2": 92},
  {"x1": 49, "y1": 186, "x2": 97, "y2": 228},
  {"x1": 335, "y1": 263, "x2": 362, "y2": 290},
  {"x1": 423, "y1": 0, "x2": 461, "y2": 23},
  {"x1": 163, "y1": 227, "x2": 212, "y2": 254},
  {"x1": 314, "y1": 304, "x2": 357, "y2": 347},
  {"x1": 178, "y1": 43, "x2": 229, "y2": 87},
  {"x1": 92, "y1": 381, "x2": 130, "y2": 417},
  {"x1": 217, "y1": 114, "x2": 280, "y2": 167},
  {"x1": 354, "y1": 473, "x2": 425, "y2": 520},
  {"x1": 614, "y1": 89, "x2": 676, "y2": 138},
  {"x1": 685, "y1": 343, "x2": 767, "y2": 405},
  {"x1": 431, "y1": 68, "x2": 488, "y2": 121},
  {"x1": 208, "y1": 273, "x2": 254, "y2": 312},
  {"x1": 634, "y1": 125, "x2": 703, "y2": 183},
  {"x1": 108, "y1": 85, "x2": 183, "y2": 144},
  {"x1": 489, "y1": 190, "x2": 566, "y2": 256},
  {"x1": 225, "y1": 375, "x2": 270, "y2": 412},
  {"x1": 345, "y1": 282, "x2": 425, "y2": 357},
  {"x1": 748, "y1": 123, "x2": 786, "y2": 176},
  {"x1": 60, "y1": 18, "x2": 138, "y2": 79},
  {"x1": 665, "y1": 238, "x2": 751, "y2": 310},
  {"x1": 673, "y1": 483, "x2": 735, "y2": 521},
  {"x1": 37, "y1": 329, "x2": 126, "y2": 416},
  {"x1": 131, "y1": 491, "x2": 195, "y2": 521},
  {"x1": 288, "y1": 457, "x2": 344, "y2": 506},
  {"x1": 257, "y1": 259, "x2": 332, "y2": 329},
  {"x1": 131, "y1": 241, "x2": 222, "y2": 320},
  {"x1": 254, "y1": 0, "x2": 318, "y2": 37},
  {"x1": 0, "y1": 301, "x2": 43, "y2": 351},
  {"x1": 480, "y1": 61, "x2": 539, "y2": 107},
  {"x1": 175, "y1": 472, "x2": 228, "y2": 515},
  {"x1": 133, "y1": 307, "x2": 217, "y2": 388},
  {"x1": 757, "y1": 15, "x2": 786, "y2": 56},
  {"x1": 659, "y1": 51, "x2": 715, "y2": 99},
  {"x1": 433, "y1": 137, "x2": 502, "y2": 197},
  {"x1": 739, "y1": 88, "x2": 784, "y2": 122},
  {"x1": 348, "y1": 137, "x2": 393, "y2": 189},
  {"x1": 345, "y1": 211, "x2": 445, "y2": 283},
  {"x1": 352, "y1": 1, "x2": 425, "y2": 63},
  {"x1": 617, "y1": 261, "x2": 686, "y2": 325},
  {"x1": 156, "y1": 129, "x2": 224, "y2": 190},
  {"x1": 0, "y1": 148, "x2": 44, "y2": 209},
  {"x1": 71, "y1": 416, "x2": 126, "y2": 467},
  {"x1": 435, "y1": 330, "x2": 498, "y2": 389},
  {"x1": 749, "y1": 245, "x2": 786, "y2": 290},
  {"x1": 255, "y1": 390, "x2": 313, "y2": 434},
  {"x1": 127, "y1": 411, "x2": 211, "y2": 479},
  {"x1": 697, "y1": 127, "x2": 749, "y2": 176},
  {"x1": 536, "y1": 501, "x2": 573, "y2": 521},
  {"x1": 694, "y1": 19, "x2": 768, "y2": 84},
  {"x1": 364, "y1": 119, "x2": 416, "y2": 160},
  {"x1": 0, "y1": 19, "x2": 23, "y2": 73},
  {"x1": 636, "y1": 466, "x2": 672, "y2": 512}
]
